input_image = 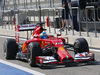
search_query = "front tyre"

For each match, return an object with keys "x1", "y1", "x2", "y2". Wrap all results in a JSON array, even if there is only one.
[
  {"x1": 3, "y1": 39, "x2": 18, "y2": 59},
  {"x1": 74, "y1": 38, "x2": 89, "y2": 54},
  {"x1": 28, "y1": 42, "x2": 42, "y2": 67}
]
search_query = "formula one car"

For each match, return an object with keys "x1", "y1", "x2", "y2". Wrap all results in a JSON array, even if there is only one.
[{"x1": 3, "y1": 23, "x2": 95, "y2": 67}]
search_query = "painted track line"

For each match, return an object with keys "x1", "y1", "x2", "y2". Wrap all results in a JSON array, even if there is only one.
[
  {"x1": 0, "y1": 35, "x2": 26, "y2": 40},
  {"x1": 90, "y1": 49, "x2": 100, "y2": 52},
  {"x1": 0, "y1": 59, "x2": 45, "y2": 75}
]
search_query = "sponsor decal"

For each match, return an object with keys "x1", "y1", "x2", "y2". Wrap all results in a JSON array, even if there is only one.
[
  {"x1": 45, "y1": 42, "x2": 50, "y2": 44},
  {"x1": 55, "y1": 42, "x2": 63, "y2": 45},
  {"x1": 79, "y1": 54, "x2": 84, "y2": 57},
  {"x1": 59, "y1": 47, "x2": 68, "y2": 54},
  {"x1": 61, "y1": 52, "x2": 67, "y2": 54},
  {"x1": 22, "y1": 44, "x2": 27, "y2": 52},
  {"x1": 41, "y1": 41, "x2": 43, "y2": 47},
  {"x1": 66, "y1": 55, "x2": 68, "y2": 58},
  {"x1": 18, "y1": 24, "x2": 36, "y2": 30}
]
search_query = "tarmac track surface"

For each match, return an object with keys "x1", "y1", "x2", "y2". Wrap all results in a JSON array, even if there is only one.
[{"x1": 0, "y1": 36, "x2": 100, "y2": 75}]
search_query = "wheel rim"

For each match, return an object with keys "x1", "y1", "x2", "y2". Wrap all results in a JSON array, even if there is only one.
[
  {"x1": 28, "y1": 46, "x2": 31, "y2": 64},
  {"x1": 74, "y1": 40, "x2": 79, "y2": 48},
  {"x1": 4, "y1": 41, "x2": 7, "y2": 57}
]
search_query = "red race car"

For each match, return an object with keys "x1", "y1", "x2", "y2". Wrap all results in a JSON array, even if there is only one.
[{"x1": 3, "y1": 23, "x2": 95, "y2": 67}]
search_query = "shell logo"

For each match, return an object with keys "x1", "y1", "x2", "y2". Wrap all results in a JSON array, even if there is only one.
[
  {"x1": 22, "y1": 44, "x2": 27, "y2": 52},
  {"x1": 58, "y1": 47, "x2": 68, "y2": 54},
  {"x1": 58, "y1": 47, "x2": 65, "y2": 50}
]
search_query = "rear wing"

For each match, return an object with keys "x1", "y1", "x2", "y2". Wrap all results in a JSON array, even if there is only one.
[
  {"x1": 15, "y1": 24, "x2": 37, "y2": 43},
  {"x1": 15, "y1": 22, "x2": 45, "y2": 31},
  {"x1": 15, "y1": 24, "x2": 37, "y2": 31},
  {"x1": 15, "y1": 22, "x2": 45, "y2": 43}
]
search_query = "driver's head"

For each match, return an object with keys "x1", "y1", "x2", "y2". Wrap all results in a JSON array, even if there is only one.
[{"x1": 40, "y1": 31, "x2": 48, "y2": 39}]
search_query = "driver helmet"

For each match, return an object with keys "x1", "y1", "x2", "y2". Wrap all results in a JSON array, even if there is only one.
[{"x1": 40, "y1": 31, "x2": 48, "y2": 39}]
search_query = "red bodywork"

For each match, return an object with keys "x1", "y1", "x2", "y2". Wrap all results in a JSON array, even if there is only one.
[{"x1": 15, "y1": 23, "x2": 94, "y2": 66}]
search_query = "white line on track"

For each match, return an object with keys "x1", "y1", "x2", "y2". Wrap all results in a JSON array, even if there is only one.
[
  {"x1": 90, "y1": 49, "x2": 100, "y2": 52},
  {"x1": 0, "y1": 35, "x2": 26, "y2": 40},
  {"x1": 0, "y1": 59, "x2": 45, "y2": 75}
]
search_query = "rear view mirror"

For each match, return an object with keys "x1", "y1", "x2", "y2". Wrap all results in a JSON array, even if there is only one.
[
  {"x1": 34, "y1": 35, "x2": 39, "y2": 38},
  {"x1": 57, "y1": 34, "x2": 61, "y2": 36}
]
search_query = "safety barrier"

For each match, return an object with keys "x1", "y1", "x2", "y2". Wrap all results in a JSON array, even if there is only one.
[{"x1": 0, "y1": 0, "x2": 100, "y2": 39}]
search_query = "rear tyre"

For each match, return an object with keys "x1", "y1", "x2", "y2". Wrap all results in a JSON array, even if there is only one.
[
  {"x1": 74, "y1": 38, "x2": 89, "y2": 54},
  {"x1": 3, "y1": 39, "x2": 18, "y2": 59},
  {"x1": 28, "y1": 42, "x2": 42, "y2": 67}
]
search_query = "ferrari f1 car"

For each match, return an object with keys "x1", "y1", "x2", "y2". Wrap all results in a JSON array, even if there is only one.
[{"x1": 3, "y1": 23, "x2": 95, "y2": 67}]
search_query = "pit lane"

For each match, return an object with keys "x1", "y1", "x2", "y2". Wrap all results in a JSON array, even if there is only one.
[{"x1": 0, "y1": 36, "x2": 100, "y2": 75}]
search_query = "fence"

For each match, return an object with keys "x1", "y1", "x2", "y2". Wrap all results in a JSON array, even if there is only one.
[{"x1": 0, "y1": 0, "x2": 100, "y2": 38}]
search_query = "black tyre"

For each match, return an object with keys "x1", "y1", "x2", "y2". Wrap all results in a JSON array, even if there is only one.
[
  {"x1": 3, "y1": 39, "x2": 18, "y2": 59},
  {"x1": 28, "y1": 42, "x2": 42, "y2": 67},
  {"x1": 74, "y1": 38, "x2": 89, "y2": 54}
]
